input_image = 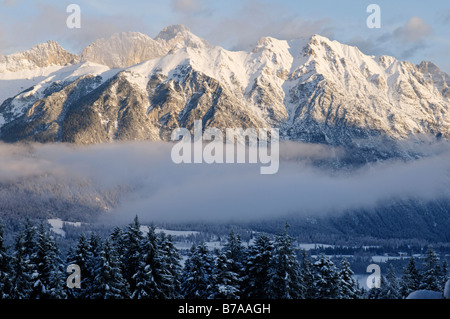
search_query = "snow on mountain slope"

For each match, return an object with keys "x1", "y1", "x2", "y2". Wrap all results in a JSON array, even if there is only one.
[
  {"x1": 124, "y1": 35, "x2": 305, "y2": 124},
  {"x1": 4, "y1": 61, "x2": 115, "y2": 104},
  {"x1": 124, "y1": 45, "x2": 247, "y2": 103},
  {"x1": 0, "y1": 25, "x2": 448, "y2": 161},
  {"x1": 0, "y1": 65, "x2": 64, "y2": 107},
  {"x1": 282, "y1": 34, "x2": 449, "y2": 149},
  {"x1": 0, "y1": 61, "x2": 119, "y2": 139},
  {"x1": 0, "y1": 40, "x2": 82, "y2": 110}
]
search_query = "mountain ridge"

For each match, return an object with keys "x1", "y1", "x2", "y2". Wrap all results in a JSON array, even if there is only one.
[
  {"x1": 0, "y1": 40, "x2": 78, "y2": 73},
  {"x1": 0, "y1": 25, "x2": 448, "y2": 164}
]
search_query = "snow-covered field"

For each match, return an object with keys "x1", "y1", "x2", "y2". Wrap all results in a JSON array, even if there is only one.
[{"x1": 47, "y1": 218, "x2": 82, "y2": 237}]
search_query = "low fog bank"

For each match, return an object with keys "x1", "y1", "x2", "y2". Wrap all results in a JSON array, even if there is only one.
[{"x1": 0, "y1": 140, "x2": 450, "y2": 224}]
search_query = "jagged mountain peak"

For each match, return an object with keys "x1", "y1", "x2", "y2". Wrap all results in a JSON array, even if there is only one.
[
  {"x1": 417, "y1": 60, "x2": 449, "y2": 99},
  {"x1": 87, "y1": 31, "x2": 153, "y2": 45},
  {"x1": 252, "y1": 36, "x2": 292, "y2": 56},
  {"x1": 9, "y1": 40, "x2": 68, "y2": 57},
  {"x1": 28, "y1": 40, "x2": 62, "y2": 52},
  {"x1": 417, "y1": 60, "x2": 449, "y2": 82},
  {"x1": 80, "y1": 31, "x2": 166, "y2": 68},
  {"x1": 417, "y1": 60, "x2": 441, "y2": 73},
  {"x1": 156, "y1": 24, "x2": 210, "y2": 51},
  {"x1": 0, "y1": 40, "x2": 78, "y2": 73},
  {"x1": 304, "y1": 34, "x2": 369, "y2": 63},
  {"x1": 155, "y1": 24, "x2": 192, "y2": 41},
  {"x1": 78, "y1": 26, "x2": 210, "y2": 68},
  {"x1": 0, "y1": 28, "x2": 449, "y2": 163}
]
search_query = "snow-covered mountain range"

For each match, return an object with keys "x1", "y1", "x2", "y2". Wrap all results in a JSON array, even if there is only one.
[{"x1": 0, "y1": 24, "x2": 448, "y2": 162}]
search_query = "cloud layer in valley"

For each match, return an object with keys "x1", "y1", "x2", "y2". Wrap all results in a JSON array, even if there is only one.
[{"x1": 1, "y1": 140, "x2": 450, "y2": 225}]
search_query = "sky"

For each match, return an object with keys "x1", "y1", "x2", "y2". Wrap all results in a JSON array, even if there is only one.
[{"x1": 0, "y1": 0, "x2": 449, "y2": 72}]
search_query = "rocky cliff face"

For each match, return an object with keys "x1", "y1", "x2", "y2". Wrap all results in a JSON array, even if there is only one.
[
  {"x1": 79, "y1": 25, "x2": 211, "y2": 69},
  {"x1": 0, "y1": 25, "x2": 448, "y2": 163},
  {"x1": 79, "y1": 32, "x2": 166, "y2": 69},
  {"x1": 0, "y1": 41, "x2": 78, "y2": 73}
]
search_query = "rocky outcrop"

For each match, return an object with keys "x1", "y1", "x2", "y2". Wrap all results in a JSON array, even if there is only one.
[
  {"x1": 0, "y1": 41, "x2": 78, "y2": 73},
  {"x1": 80, "y1": 32, "x2": 166, "y2": 69},
  {"x1": 0, "y1": 26, "x2": 449, "y2": 163}
]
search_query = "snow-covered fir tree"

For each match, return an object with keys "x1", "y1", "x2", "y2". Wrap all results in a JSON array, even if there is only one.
[
  {"x1": 211, "y1": 231, "x2": 245, "y2": 299},
  {"x1": 156, "y1": 232, "x2": 182, "y2": 299},
  {"x1": 365, "y1": 276, "x2": 384, "y2": 299},
  {"x1": 2, "y1": 217, "x2": 447, "y2": 300},
  {"x1": 420, "y1": 246, "x2": 442, "y2": 291},
  {"x1": 210, "y1": 251, "x2": 240, "y2": 299},
  {"x1": 181, "y1": 242, "x2": 213, "y2": 299},
  {"x1": 378, "y1": 264, "x2": 402, "y2": 299},
  {"x1": 10, "y1": 221, "x2": 37, "y2": 299},
  {"x1": 0, "y1": 222, "x2": 12, "y2": 299},
  {"x1": 91, "y1": 239, "x2": 130, "y2": 299},
  {"x1": 313, "y1": 254, "x2": 340, "y2": 299},
  {"x1": 440, "y1": 260, "x2": 449, "y2": 291},
  {"x1": 266, "y1": 224, "x2": 303, "y2": 299},
  {"x1": 222, "y1": 231, "x2": 245, "y2": 281},
  {"x1": 338, "y1": 258, "x2": 360, "y2": 299},
  {"x1": 22, "y1": 220, "x2": 37, "y2": 257},
  {"x1": 65, "y1": 234, "x2": 90, "y2": 298},
  {"x1": 109, "y1": 226, "x2": 125, "y2": 255},
  {"x1": 132, "y1": 224, "x2": 162, "y2": 299},
  {"x1": 83, "y1": 233, "x2": 104, "y2": 298},
  {"x1": 241, "y1": 234, "x2": 274, "y2": 299},
  {"x1": 401, "y1": 256, "x2": 421, "y2": 298},
  {"x1": 121, "y1": 216, "x2": 144, "y2": 294},
  {"x1": 299, "y1": 250, "x2": 315, "y2": 299},
  {"x1": 30, "y1": 223, "x2": 65, "y2": 299}
]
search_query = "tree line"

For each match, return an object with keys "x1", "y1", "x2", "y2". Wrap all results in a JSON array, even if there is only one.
[{"x1": 0, "y1": 217, "x2": 448, "y2": 299}]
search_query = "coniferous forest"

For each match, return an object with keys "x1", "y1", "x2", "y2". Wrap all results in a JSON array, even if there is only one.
[{"x1": 0, "y1": 217, "x2": 448, "y2": 300}]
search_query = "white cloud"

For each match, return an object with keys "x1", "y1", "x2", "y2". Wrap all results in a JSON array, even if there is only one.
[
  {"x1": 0, "y1": 2, "x2": 152, "y2": 55},
  {"x1": 348, "y1": 15, "x2": 436, "y2": 62},
  {"x1": 1, "y1": 140, "x2": 450, "y2": 224},
  {"x1": 172, "y1": 0, "x2": 203, "y2": 13},
  {"x1": 181, "y1": 0, "x2": 332, "y2": 51},
  {"x1": 1, "y1": 0, "x2": 16, "y2": 6},
  {"x1": 393, "y1": 16, "x2": 433, "y2": 43}
]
